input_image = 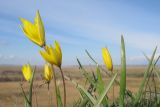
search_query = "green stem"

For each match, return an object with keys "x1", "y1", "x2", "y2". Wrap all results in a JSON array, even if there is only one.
[
  {"x1": 34, "y1": 88, "x2": 38, "y2": 107},
  {"x1": 43, "y1": 46, "x2": 58, "y2": 107},
  {"x1": 111, "y1": 72, "x2": 115, "y2": 103},
  {"x1": 51, "y1": 65, "x2": 58, "y2": 107},
  {"x1": 153, "y1": 73, "x2": 157, "y2": 104},
  {"x1": 113, "y1": 81, "x2": 115, "y2": 103},
  {"x1": 19, "y1": 83, "x2": 30, "y2": 106},
  {"x1": 60, "y1": 67, "x2": 66, "y2": 107},
  {"x1": 47, "y1": 83, "x2": 51, "y2": 107}
]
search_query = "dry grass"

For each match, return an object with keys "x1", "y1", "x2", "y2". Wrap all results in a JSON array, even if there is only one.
[{"x1": 0, "y1": 65, "x2": 159, "y2": 107}]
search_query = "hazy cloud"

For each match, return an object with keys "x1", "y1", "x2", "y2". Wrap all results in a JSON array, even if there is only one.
[{"x1": 0, "y1": 54, "x2": 16, "y2": 60}]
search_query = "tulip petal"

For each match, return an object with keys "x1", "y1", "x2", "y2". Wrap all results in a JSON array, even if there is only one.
[
  {"x1": 22, "y1": 64, "x2": 32, "y2": 81},
  {"x1": 40, "y1": 50, "x2": 56, "y2": 64},
  {"x1": 35, "y1": 10, "x2": 45, "y2": 46},
  {"x1": 102, "y1": 48, "x2": 113, "y2": 71},
  {"x1": 20, "y1": 18, "x2": 42, "y2": 46},
  {"x1": 40, "y1": 42, "x2": 62, "y2": 67},
  {"x1": 20, "y1": 11, "x2": 45, "y2": 47},
  {"x1": 54, "y1": 41, "x2": 62, "y2": 67},
  {"x1": 44, "y1": 64, "x2": 53, "y2": 82}
]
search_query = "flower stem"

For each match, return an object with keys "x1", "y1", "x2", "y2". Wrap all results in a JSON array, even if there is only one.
[
  {"x1": 34, "y1": 85, "x2": 38, "y2": 107},
  {"x1": 111, "y1": 72, "x2": 114, "y2": 103},
  {"x1": 113, "y1": 82, "x2": 114, "y2": 103},
  {"x1": 59, "y1": 67, "x2": 66, "y2": 107},
  {"x1": 47, "y1": 83, "x2": 51, "y2": 107},
  {"x1": 43, "y1": 46, "x2": 58, "y2": 107},
  {"x1": 51, "y1": 65, "x2": 58, "y2": 107}
]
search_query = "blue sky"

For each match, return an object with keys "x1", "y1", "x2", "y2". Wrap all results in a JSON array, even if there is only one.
[{"x1": 0, "y1": 0, "x2": 160, "y2": 66}]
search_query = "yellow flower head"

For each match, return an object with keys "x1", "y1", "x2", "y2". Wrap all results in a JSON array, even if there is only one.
[
  {"x1": 20, "y1": 10, "x2": 45, "y2": 47},
  {"x1": 22, "y1": 64, "x2": 32, "y2": 82},
  {"x1": 40, "y1": 41, "x2": 62, "y2": 67},
  {"x1": 44, "y1": 64, "x2": 53, "y2": 82},
  {"x1": 102, "y1": 47, "x2": 113, "y2": 71}
]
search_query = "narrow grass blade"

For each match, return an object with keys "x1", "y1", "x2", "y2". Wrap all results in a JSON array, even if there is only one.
[
  {"x1": 28, "y1": 67, "x2": 36, "y2": 107},
  {"x1": 19, "y1": 83, "x2": 30, "y2": 105},
  {"x1": 24, "y1": 97, "x2": 27, "y2": 107},
  {"x1": 85, "y1": 50, "x2": 98, "y2": 64},
  {"x1": 78, "y1": 88, "x2": 92, "y2": 106},
  {"x1": 79, "y1": 98, "x2": 89, "y2": 107},
  {"x1": 96, "y1": 66, "x2": 104, "y2": 94},
  {"x1": 77, "y1": 84, "x2": 96, "y2": 105},
  {"x1": 86, "y1": 49, "x2": 134, "y2": 102},
  {"x1": 76, "y1": 80, "x2": 95, "y2": 106},
  {"x1": 64, "y1": 75, "x2": 96, "y2": 105},
  {"x1": 143, "y1": 53, "x2": 160, "y2": 81},
  {"x1": 96, "y1": 66, "x2": 108, "y2": 107},
  {"x1": 155, "y1": 69, "x2": 160, "y2": 81},
  {"x1": 143, "y1": 53, "x2": 160, "y2": 98},
  {"x1": 134, "y1": 46, "x2": 157, "y2": 106},
  {"x1": 57, "y1": 85, "x2": 63, "y2": 107},
  {"x1": 93, "y1": 73, "x2": 118, "y2": 107},
  {"x1": 143, "y1": 53, "x2": 160, "y2": 106},
  {"x1": 84, "y1": 50, "x2": 108, "y2": 106},
  {"x1": 119, "y1": 35, "x2": 126, "y2": 107},
  {"x1": 85, "y1": 49, "x2": 112, "y2": 78},
  {"x1": 77, "y1": 58, "x2": 96, "y2": 86}
]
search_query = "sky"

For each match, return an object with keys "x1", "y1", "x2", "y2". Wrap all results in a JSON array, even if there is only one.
[{"x1": 0, "y1": 0, "x2": 160, "y2": 66}]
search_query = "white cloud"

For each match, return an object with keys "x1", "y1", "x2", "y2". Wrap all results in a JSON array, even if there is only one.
[
  {"x1": 0, "y1": 54, "x2": 16, "y2": 60},
  {"x1": 124, "y1": 32, "x2": 160, "y2": 50},
  {"x1": 128, "y1": 53, "x2": 160, "y2": 64}
]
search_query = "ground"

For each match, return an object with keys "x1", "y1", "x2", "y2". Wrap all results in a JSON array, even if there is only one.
[{"x1": 0, "y1": 65, "x2": 158, "y2": 107}]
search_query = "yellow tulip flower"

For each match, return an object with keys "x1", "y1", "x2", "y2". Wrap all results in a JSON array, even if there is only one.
[
  {"x1": 102, "y1": 47, "x2": 113, "y2": 71},
  {"x1": 44, "y1": 64, "x2": 53, "y2": 82},
  {"x1": 20, "y1": 10, "x2": 45, "y2": 47},
  {"x1": 22, "y1": 64, "x2": 32, "y2": 82},
  {"x1": 40, "y1": 41, "x2": 62, "y2": 67}
]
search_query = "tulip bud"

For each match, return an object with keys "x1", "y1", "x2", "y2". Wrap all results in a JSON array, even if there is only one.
[
  {"x1": 22, "y1": 64, "x2": 32, "y2": 82},
  {"x1": 44, "y1": 64, "x2": 53, "y2": 82},
  {"x1": 102, "y1": 47, "x2": 113, "y2": 71}
]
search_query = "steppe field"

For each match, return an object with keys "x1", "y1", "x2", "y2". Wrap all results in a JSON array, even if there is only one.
[{"x1": 0, "y1": 65, "x2": 158, "y2": 107}]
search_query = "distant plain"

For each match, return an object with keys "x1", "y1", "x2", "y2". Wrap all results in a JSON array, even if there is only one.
[{"x1": 0, "y1": 65, "x2": 159, "y2": 107}]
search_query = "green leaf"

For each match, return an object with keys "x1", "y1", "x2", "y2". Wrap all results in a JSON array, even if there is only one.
[
  {"x1": 143, "y1": 53, "x2": 160, "y2": 81},
  {"x1": 28, "y1": 66, "x2": 36, "y2": 107},
  {"x1": 20, "y1": 67, "x2": 35, "y2": 107},
  {"x1": 78, "y1": 89, "x2": 90, "y2": 107},
  {"x1": 143, "y1": 52, "x2": 160, "y2": 106},
  {"x1": 85, "y1": 49, "x2": 111, "y2": 76},
  {"x1": 96, "y1": 66, "x2": 108, "y2": 107},
  {"x1": 85, "y1": 50, "x2": 109, "y2": 106},
  {"x1": 20, "y1": 84, "x2": 30, "y2": 105},
  {"x1": 85, "y1": 50, "x2": 98, "y2": 64},
  {"x1": 78, "y1": 83, "x2": 96, "y2": 106},
  {"x1": 119, "y1": 35, "x2": 126, "y2": 107},
  {"x1": 96, "y1": 66, "x2": 104, "y2": 93},
  {"x1": 79, "y1": 98, "x2": 89, "y2": 107},
  {"x1": 77, "y1": 58, "x2": 96, "y2": 87},
  {"x1": 77, "y1": 84, "x2": 96, "y2": 105},
  {"x1": 64, "y1": 75, "x2": 96, "y2": 105},
  {"x1": 57, "y1": 85, "x2": 63, "y2": 107},
  {"x1": 24, "y1": 97, "x2": 27, "y2": 107},
  {"x1": 93, "y1": 73, "x2": 118, "y2": 107},
  {"x1": 86, "y1": 48, "x2": 134, "y2": 106},
  {"x1": 134, "y1": 46, "x2": 157, "y2": 106}
]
